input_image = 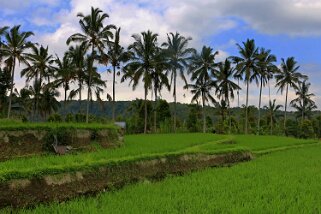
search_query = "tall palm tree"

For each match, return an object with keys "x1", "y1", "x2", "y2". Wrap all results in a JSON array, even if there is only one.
[
  {"x1": 255, "y1": 48, "x2": 277, "y2": 132},
  {"x1": 67, "y1": 7, "x2": 115, "y2": 123},
  {"x1": 53, "y1": 53, "x2": 76, "y2": 110},
  {"x1": 21, "y1": 45, "x2": 55, "y2": 120},
  {"x1": 189, "y1": 46, "x2": 218, "y2": 83},
  {"x1": 162, "y1": 32, "x2": 195, "y2": 132},
  {"x1": 66, "y1": 45, "x2": 86, "y2": 108},
  {"x1": 215, "y1": 59, "x2": 241, "y2": 132},
  {"x1": 185, "y1": 78, "x2": 216, "y2": 133},
  {"x1": 230, "y1": 39, "x2": 258, "y2": 134},
  {"x1": 151, "y1": 48, "x2": 170, "y2": 132},
  {"x1": 0, "y1": 25, "x2": 34, "y2": 118},
  {"x1": 275, "y1": 57, "x2": 307, "y2": 130},
  {"x1": 264, "y1": 99, "x2": 283, "y2": 135},
  {"x1": 122, "y1": 30, "x2": 158, "y2": 134},
  {"x1": 107, "y1": 27, "x2": 130, "y2": 121},
  {"x1": 290, "y1": 81, "x2": 316, "y2": 122}
]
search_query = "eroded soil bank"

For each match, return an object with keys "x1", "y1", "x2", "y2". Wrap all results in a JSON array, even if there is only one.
[
  {"x1": 0, "y1": 151, "x2": 252, "y2": 209},
  {"x1": 0, "y1": 128, "x2": 123, "y2": 160}
]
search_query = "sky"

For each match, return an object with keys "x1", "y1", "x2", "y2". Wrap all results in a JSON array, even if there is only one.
[{"x1": 0, "y1": 0, "x2": 321, "y2": 109}]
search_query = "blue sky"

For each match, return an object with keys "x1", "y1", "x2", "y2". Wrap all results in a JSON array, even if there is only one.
[{"x1": 1, "y1": 0, "x2": 321, "y2": 108}]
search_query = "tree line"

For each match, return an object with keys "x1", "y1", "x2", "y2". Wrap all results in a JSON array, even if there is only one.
[{"x1": 0, "y1": 7, "x2": 317, "y2": 135}]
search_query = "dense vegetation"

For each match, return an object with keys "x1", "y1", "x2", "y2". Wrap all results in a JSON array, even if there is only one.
[
  {"x1": 5, "y1": 139, "x2": 321, "y2": 213},
  {"x1": 0, "y1": 7, "x2": 319, "y2": 137}
]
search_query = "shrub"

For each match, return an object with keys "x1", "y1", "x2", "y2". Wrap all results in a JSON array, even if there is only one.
[
  {"x1": 298, "y1": 119, "x2": 314, "y2": 139},
  {"x1": 47, "y1": 114, "x2": 62, "y2": 123}
]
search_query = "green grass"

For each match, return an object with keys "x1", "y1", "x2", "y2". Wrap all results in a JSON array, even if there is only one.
[
  {"x1": 12, "y1": 144, "x2": 321, "y2": 214},
  {"x1": 0, "y1": 119, "x2": 118, "y2": 130},
  {"x1": 0, "y1": 133, "x2": 227, "y2": 181},
  {"x1": 0, "y1": 133, "x2": 318, "y2": 182}
]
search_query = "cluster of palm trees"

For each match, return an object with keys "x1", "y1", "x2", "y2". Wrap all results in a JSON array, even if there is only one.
[{"x1": 0, "y1": 7, "x2": 317, "y2": 134}]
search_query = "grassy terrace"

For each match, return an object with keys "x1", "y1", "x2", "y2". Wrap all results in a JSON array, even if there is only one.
[
  {"x1": 0, "y1": 133, "x2": 318, "y2": 181},
  {"x1": 16, "y1": 145, "x2": 321, "y2": 213},
  {"x1": 0, "y1": 119, "x2": 118, "y2": 130}
]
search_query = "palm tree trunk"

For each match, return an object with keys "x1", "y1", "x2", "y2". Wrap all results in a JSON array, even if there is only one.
[
  {"x1": 228, "y1": 98, "x2": 231, "y2": 134},
  {"x1": 237, "y1": 79, "x2": 240, "y2": 108},
  {"x1": 112, "y1": 65, "x2": 116, "y2": 121},
  {"x1": 154, "y1": 86, "x2": 157, "y2": 133},
  {"x1": 7, "y1": 57, "x2": 16, "y2": 119},
  {"x1": 202, "y1": 93, "x2": 206, "y2": 133},
  {"x1": 79, "y1": 81, "x2": 82, "y2": 112},
  {"x1": 257, "y1": 77, "x2": 263, "y2": 134},
  {"x1": 173, "y1": 73, "x2": 177, "y2": 133},
  {"x1": 270, "y1": 112, "x2": 273, "y2": 135},
  {"x1": 86, "y1": 46, "x2": 95, "y2": 123},
  {"x1": 64, "y1": 85, "x2": 67, "y2": 112},
  {"x1": 245, "y1": 79, "x2": 249, "y2": 134},
  {"x1": 144, "y1": 87, "x2": 148, "y2": 134},
  {"x1": 284, "y1": 84, "x2": 289, "y2": 132}
]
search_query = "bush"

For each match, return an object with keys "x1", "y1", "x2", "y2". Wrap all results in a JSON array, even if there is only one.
[
  {"x1": 65, "y1": 113, "x2": 74, "y2": 123},
  {"x1": 47, "y1": 114, "x2": 62, "y2": 123},
  {"x1": 298, "y1": 119, "x2": 315, "y2": 139}
]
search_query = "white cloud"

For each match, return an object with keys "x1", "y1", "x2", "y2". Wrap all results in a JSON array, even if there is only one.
[{"x1": 3, "y1": 0, "x2": 321, "y2": 109}]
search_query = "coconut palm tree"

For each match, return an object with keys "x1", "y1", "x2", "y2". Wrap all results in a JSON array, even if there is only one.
[
  {"x1": 230, "y1": 39, "x2": 258, "y2": 134},
  {"x1": 290, "y1": 81, "x2": 316, "y2": 122},
  {"x1": 264, "y1": 99, "x2": 283, "y2": 135},
  {"x1": 189, "y1": 46, "x2": 218, "y2": 83},
  {"x1": 53, "y1": 53, "x2": 76, "y2": 110},
  {"x1": 275, "y1": 57, "x2": 307, "y2": 130},
  {"x1": 255, "y1": 48, "x2": 277, "y2": 132},
  {"x1": 107, "y1": 27, "x2": 130, "y2": 121},
  {"x1": 66, "y1": 45, "x2": 86, "y2": 109},
  {"x1": 215, "y1": 59, "x2": 241, "y2": 132},
  {"x1": 39, "y1": 85, "x2": 61, "y2": 119},
  {"x1": 185, "y1": 78, "x2": 216, "y2": 133},
  {"x1": 122, "y1": 30, "x2": 158, "y2": 134},
  {"x1": 67, "y1": 7, "x2": 115, "y2": 123},
  {"x1": 151, "y1": 48, "x2": 170, "y2": 132},
  {"x1": 162, "y1": 32, "x2": 195, "y2": 132},
  {"x1": 21, "y1": 45, "x2": 55, "y2": 120},
  {"x1": 0, "y1": 26, "x2": 9, "y2": 64},
  {"x1": 0, "y1": 25, "x2": 34, "y2": 118}
]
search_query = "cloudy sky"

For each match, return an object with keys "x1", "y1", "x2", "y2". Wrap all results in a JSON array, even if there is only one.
[{"x1": 1, "y1": 0, "x2": 321, "y2": 109}]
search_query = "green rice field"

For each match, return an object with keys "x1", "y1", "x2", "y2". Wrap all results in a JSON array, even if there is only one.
[{"x1": 1, "y1": 133, "x2": 320, "y2": 213}]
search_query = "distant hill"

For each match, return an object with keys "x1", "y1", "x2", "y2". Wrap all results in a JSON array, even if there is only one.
[{"x1": 58, "y1": 100, "x2": 321, "y2": 122}]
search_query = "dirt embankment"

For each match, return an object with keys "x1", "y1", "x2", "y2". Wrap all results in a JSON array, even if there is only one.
[{"x1": 0, "y1": 151, "x2": 252, "y2": 209}]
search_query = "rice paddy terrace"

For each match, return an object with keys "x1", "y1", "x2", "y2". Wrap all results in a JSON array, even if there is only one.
[{"x1": 0, "y1": 123, "x2": 320, "y2": 213}]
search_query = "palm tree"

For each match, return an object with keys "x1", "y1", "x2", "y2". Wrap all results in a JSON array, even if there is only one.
[
  {"x1": 275, "y1": 57, "x2": 307, "y2": 130},
  {"x1": 53, "y1": 53, "x2": 76, "y2": 110},
  {"x1": 21, "y1": 45, "x2": 55, "y2": 120},
  {"x1": 66, "y1": 45, "x2": 86, "y2": 110},
  {"x1": 39, "y1": 85, "x2": 61, "y2": 119},
  {"x1": 264, "y1": 99, "x2": 283, "y2": 135},
  {"x1": 122, "y1": 30, "x2": 158, "y2": 134},
  {"x1": 151, "y1": 48, "x2": 170, "y2": 132},
  {"x1": 0, "y1": 26, "x2": 9, "y2": 64},
  {"x1": 230, "y1": 39, "x2": 258, "y2": 134},
  {"x1": 107, "y1": 27, "x2": 130, "y2": 121},
  {"x1": 255, "y1": 48, "x2": 277, "y2": 132},
  {"x1": 189, "y1": 46, "x2": 218, "y2": 83},
  {"x1": 67, "y1": 7, "x2": 115, "y2": 123},
  {"x1": 0, "y1": 25, "x2": 34, "y2": 118},
  {"x1": 215, "y1": 59, "x2": 241, "y2": 132},
  {"x1": 162, "y1": 32, "x2": 195, "y2": 132},
  {"x1": 185, "y1": 78, "x2": 216, "y2": 133},
  {"x1": 290, "y1": 81, "x2": 316, "y2": 122}
]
